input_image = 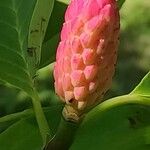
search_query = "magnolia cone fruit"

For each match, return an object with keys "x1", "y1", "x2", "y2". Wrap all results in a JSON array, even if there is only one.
[{"x1": 54, "y1": 0, "x2": 120, "y2": 110}]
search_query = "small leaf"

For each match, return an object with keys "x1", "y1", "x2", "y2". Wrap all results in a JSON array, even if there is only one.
[
  {"x1": 39, "y1": 0, "x2": 68, "y2": 68},
  {"x1": 131, "y1": 71, "x2": 150, "y2": 97},
  {"x1": 40, "y1": 34, "x2": 59, "y2": 68},
  {"x1": 44, "y1": 0, "x2": 68, "y2": 42},
  {"x1": 28, "y1": 0, "x2": 55, "y2": 74},
  {"x1": 117, "y1": 0, "x2": 126, "y2": 9}
]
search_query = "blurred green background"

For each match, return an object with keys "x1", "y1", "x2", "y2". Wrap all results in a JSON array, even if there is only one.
[{"x1": 0, "y1": 0, "x2": 149, "y2": 117}]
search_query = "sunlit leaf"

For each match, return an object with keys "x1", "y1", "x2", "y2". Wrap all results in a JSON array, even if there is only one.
[
  {"x1": 28, "y1": 0, "x2": 55, "y2": 74},
  {"x1": 71, "y1": 104, "x2": 150, "y2": 150},
  {"x1": 70, "y1": 71, "x2": 150, "y2": 150},
  {"x1": 0, "y1": 0, "x2": 37, "y2": 95},
  {"x1": 131, "y1": 71, "x2": 150, "y2": 97}
]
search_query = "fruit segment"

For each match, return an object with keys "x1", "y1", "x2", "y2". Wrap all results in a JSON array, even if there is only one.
[{"x1": 54, "y1": 0, "x2": 120, "y2": 109}]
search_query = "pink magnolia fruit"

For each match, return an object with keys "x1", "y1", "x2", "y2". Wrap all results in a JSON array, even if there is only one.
[{"x1": 54, "y1": 0, "x2": 120, "y2": 110}]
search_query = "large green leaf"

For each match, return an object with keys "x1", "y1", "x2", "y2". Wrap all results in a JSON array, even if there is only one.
[
  {"x1": 0, "y1": 105, "x2": 63, "y2": 150},
  {"x1": 0, "y1": 0, "x2": 56, "y2": 94},
  {"x1": 0, "y1": 0, "x2": 37, "y2": 95},
  {"x1": 39, "y1": 0, "x2": 68, "y2": 68},
  {"x1": 70, "y1": 72, "x2": 150, "y2": 150},
  {"x1": 0, "y1": 2, "x2": 55, "y2": 142},
  {"x1": 70, "y1": 104, "x2": 150, "y2": 150},
  {"x1": 131, "y1": 71, "x2": 150, "y2": 97}
]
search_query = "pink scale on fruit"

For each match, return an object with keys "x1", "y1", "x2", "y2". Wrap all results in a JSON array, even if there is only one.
[
  {"x1": 71, "y1": 36, "x2": 83, "y2": 53},
  {"x1": 85, "y1": 15, "x2": 102, "y2": 32},
  {"x1": 56, "y1": 41, "x2": 65, "y2": 60},
  {"x1": 81, "y1": 0, "x2": 100, "y2": 21},
  {"x1": 55, "y1": 79, "x2": 64, "y2": 100},
  {"x1": 101, "y1": 4, "x2": 112, "y2": 22},
  {"x1": 80, "y1": 32, "x2": 91, "y2": 48},
  {"x1": 63, "y1": 40, "x2": 72, "y2": 57},
  {"x1": 74, "y1": 86, "x2": 88, "y2": 101},
  {"x1": 64, "y1": 91, "x2": 74, "y2": 102},
  {"x1": 57, "y1": 59, "x2": 63, "y2": 74},
  {"x1": 84, "y1": 65, "x2": 98, "y2": 81},
  {"x1": 65, "y1": 0, "x2": 84, "y2": 21},
  {"x1": 97, "y1": 39, "x2": 105, "y2": 55},
  {"x1": 63, "y1": 74, "x2": 73, "y2": 91},
  {"x1": 82, "y1": 48, "x2": 96, "y2": 65},
  {"x1": 71, "y1": 70, "x2": 86, "y2": 87},
  {"x1": 61, "y1": 22, "x2": 71, "y2": 40},
  {"x1": 63, "y1": 57, "x2": 71, "y2": 73},
  {"x1": 72, "y1": 17, "x2": 84, "y2": 35},
  {"x1": 71, "y1": 54, "x2": 84, "y2": 70},
  {"x1": 89, "y1": 81, "x2": 98, "y2": 93},
  {"x1": 54, "y1": 64, "x2": 58, "y2": 81},
  {"x1": 97, "y1": 0, "x2": 112, "y2": 9}
]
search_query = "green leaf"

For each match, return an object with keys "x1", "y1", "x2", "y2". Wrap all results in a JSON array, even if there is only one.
[
  {"x1": 0, "y1": 0, "x2": 37, "y2": 95},
  {"x1": 0, "y1": 79, "x2": 5, "y2": 85},
  {"x1": 71, "y1": 104, "x2": 150, "y2": 150},
  {"x1": 0, "y1": 105, "x2": 63, "y2": 150},
  {"x1": 0, "y1": 1, "x2": 52, "y2": 143},
  {"x1": 28, "y1": 0, "x2": 55, "y2": 73},
  {"x1": 0, "y1": 109, "x2": 33, "y2": 133},
  {"x1": 44, "y1": 0, "x2": 68, "y2": 42},
  {"x1": 0, "y1": 121, "x2": 16, "y2": 133},
  {"x1": 40, "y1": 34, "x2": 59, "y2": 68},
  {"x1": 0, "y1": 118, "x2": 43, "y2": 150},
  {"x1": 39, "y1": 0, "x2": 68, "y2": 68},
  {"x1": 117, "y1": 0, "x2": 126, "y2": 9},
  {"x1": 0, "y1": 109, "x2": 33, "y2": 124},
  {"x1": 71, "y1": 72, "x2": 150, "y2": 150},
  {"x1": 131, "y1": 71, "x2": 150, "y2": 97}
]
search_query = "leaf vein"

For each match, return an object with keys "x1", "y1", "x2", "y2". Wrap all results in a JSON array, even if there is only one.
[
  {"x1": 0, "y1": 5, "x2": 16, "y2": 16},
  {"x1": 0, "y1": 58, "x2": 31, "y2": 78},
  {"x1": 0, "y1": 72, "x2": 33, "y2": 91},
  {"x1": 0, "y1": 20, "x2": 17, "y2": 31},
  {"x1": 0, "y1": 43, "x2": 25, "y2": 61}
]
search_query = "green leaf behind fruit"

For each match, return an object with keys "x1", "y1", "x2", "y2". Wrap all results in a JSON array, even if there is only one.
[
  {"x1": 39, "y1": 0, "x2": 68, "y2": 68},
  {"x1": 131, "y1": 71, "x2": 150, "y2": 97}
]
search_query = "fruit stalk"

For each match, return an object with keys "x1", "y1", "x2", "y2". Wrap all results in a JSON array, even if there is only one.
[{"x1": 45, "y1": 105, "x2": 81, "y2": 150}]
